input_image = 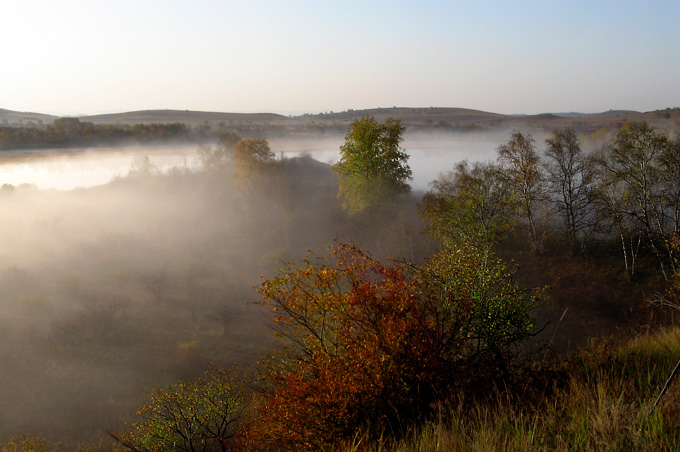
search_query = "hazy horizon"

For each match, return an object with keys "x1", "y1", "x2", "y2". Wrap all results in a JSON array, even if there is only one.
[
  {"x1": 2, "y1": 0, "x2": 678, "y2": 118},
  {"x1": 1, "y1": 105, "x2": 663, "y2": 119}
]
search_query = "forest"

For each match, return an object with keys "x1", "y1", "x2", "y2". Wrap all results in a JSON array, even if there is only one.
[
  {"x1": 1, "y1": 116, "x2": 680, "y2": 451},
  {"x1": 0, "y1": 118, "x2": 193, "y2": 150}
]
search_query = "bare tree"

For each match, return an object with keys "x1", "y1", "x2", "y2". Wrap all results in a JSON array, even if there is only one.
[{"x1": 544, "y1": 128, "x2": 595, "y2": 254}]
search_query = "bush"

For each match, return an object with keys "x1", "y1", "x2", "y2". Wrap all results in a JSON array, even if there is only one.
[
  {"x1": 249, "y1": 241, "x2": 539, "y2": 450},
  {"x1": 109, "y1": 367, "x2": 248, "y2": 452}
]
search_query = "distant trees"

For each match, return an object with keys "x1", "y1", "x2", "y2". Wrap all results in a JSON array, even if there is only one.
[
  {"x1": 333, "y1": 116, "x2": 412, "y2": 217},
  {"x1": 218, "y1": 137, "x2": 274, "y2": 191},
  {"x1": 420, "y1": 122, "x2": 680, "y2": 280},
  {"x1": 420, "y1": 160, "x2": 517, "y2": 247},
  {"x1": 233, "y1": 138, "x2": 274, "y2": 176},
  {"x1": 198, "y1": 132, "x2": 242, "y2": 171},
  {"x1": 0, "y1": 118, "x2": 191, "y2": 150}
]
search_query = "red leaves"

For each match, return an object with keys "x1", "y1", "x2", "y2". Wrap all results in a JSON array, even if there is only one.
[{"x1": 249, "y1": 240, "x2": 537, "y2": 450}]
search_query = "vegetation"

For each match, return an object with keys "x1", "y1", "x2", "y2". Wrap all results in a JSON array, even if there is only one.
[
  {"x1": 419, "y1": 160, "x2": 517, "y2": 247},
  {"x1": 591, "y1": 122, "x2": 679, "y2": 281},
  {"x1": 543, "y1": 128, "x2": 594, "y2": 255},
  {"x1": 333, "y1": 116, "x2": 412, "y2": 217},
  {"x1": 247, "y1": 240, "x2": 538, "y2": 450},
  {"x1": 347, "y1": 326, "x2": 680, "y2": 452},
  {"x1": 109, "y1": 368, "x2": 249, "y2": 452},
  {"x1": 496, "y1": 131, "x2": 544, "y2": 254},
  {"x1": 0, "y1": 118, "x2": 192, "y2": 149},
  {"x1": 2, "y1": 117, "x2": 680, "y2": 451}
]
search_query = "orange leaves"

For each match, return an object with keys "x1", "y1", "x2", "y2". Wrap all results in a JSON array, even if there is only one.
[{"x1": 249, "y1": 240, "x2": 538, "y2": 450}]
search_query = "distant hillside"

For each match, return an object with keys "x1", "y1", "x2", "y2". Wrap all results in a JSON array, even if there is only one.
[
  {"x1": 1, "y1": 106, "x2": 678, "y2": 137},
  {"x1": 300, "y1": 107, "x2": 505, "y2": 124},
  {"x1": 0, "y1": 108, "x2": 57, "y2": 127},
  {"x1": 81, "y1": 109, "x2": 301, "y2": 126},
  {"x1": 552, "y1": 110, "x2": 640, "y2": 118},
  {"x1": 297, "y1": 107, "x2": 680, "y2": 132}
]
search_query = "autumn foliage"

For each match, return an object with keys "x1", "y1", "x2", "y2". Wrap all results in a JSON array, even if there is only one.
[
  {"x1": 248, "y1": 241, "x2": 538, "y2": 450},
  {"x1": 109, "y1": 368, "x2": 248, "y2": 452}
]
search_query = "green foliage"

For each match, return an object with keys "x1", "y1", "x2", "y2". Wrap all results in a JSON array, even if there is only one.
[
  {"x1": 333, "y1": 116, "x2": 412, "y2": 217},
  {"x1": 250, "y1": 240, "x2": 537, "y2": 450},
  {"x1": 497, "y1": 131, "x2": 544, "y2": 253},
  {"x1": 591, "y1": 122, "x2": 678, "y2": 280},
  {"x1": 420, "y1": 160, "x2": 518, "y2": 247},
  {"x1": 421, "y1": 242, "x2": 537, "y2": 362},
  {"x1": 109, "y1": 368, "x2": 248, "y2": 452}
]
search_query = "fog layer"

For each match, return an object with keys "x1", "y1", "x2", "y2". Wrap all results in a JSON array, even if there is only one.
[
  {"x1": 0, "y1": 131, "x2": 507, "y2": 191},
  {"x1": 0, "y1": 132, "x2": 502, "y2": 442}
]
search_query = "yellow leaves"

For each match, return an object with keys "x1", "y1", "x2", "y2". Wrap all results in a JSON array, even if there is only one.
[
  {"x1": 1, "y1": 435, "x2": 48, "y2": 452},
  {"x1": 253, "y1": 240, "x2": 539, "y2": 450}
]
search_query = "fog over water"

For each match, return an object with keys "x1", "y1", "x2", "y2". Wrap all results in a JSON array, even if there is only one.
[
  {"x1": 0, "y1": 147, "x2": 204, "y2": 191},
  {"x1": 0, "y1": 133, "x2": 503, "y2": 191},
  {"x1": 0, "y1": 132, "x2": 507, "y2": 443}
]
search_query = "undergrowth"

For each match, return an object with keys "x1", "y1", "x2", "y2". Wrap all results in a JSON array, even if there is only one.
[{"x1": 344, "y1": 326, "x2": 680, "y2": 452}]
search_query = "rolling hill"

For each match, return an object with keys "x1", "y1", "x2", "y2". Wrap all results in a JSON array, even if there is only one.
[{"x1": 1, "y1": 106, "x2": 678, "y2": 134}]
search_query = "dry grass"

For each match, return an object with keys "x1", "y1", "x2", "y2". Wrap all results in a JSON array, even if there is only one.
[{"x1": 344, "y1": 326, "x2": 680, "y2": 452}]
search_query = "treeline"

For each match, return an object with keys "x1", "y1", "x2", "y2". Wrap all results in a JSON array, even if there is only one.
[
  {"x1": 0, "y1": 118, "x2": 350, "y2": 150},
  {"x1": 0, "y1": 118, "x2": 192, "y2": 149},
  {"x1": 421, "y1": 122, "x2": 680, "y2": 282}
]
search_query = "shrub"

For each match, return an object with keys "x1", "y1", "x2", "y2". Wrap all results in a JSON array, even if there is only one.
[
  {"x1": 109, "y1": 367, "x2": 248, "y2": 452},
  {"x1": 249, "y1": 240, "x2": 539, "y2": 450}
]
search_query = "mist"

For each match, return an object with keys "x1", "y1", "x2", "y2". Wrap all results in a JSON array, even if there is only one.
[
  {"x1": 0, "y1": 130, "x2": 508, "y2": 192},
  {"x1": 0, "y1": 131, "x2": 506, "y2": 443}
]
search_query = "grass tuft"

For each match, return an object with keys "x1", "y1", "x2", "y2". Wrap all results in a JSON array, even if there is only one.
[{"x1": 341, "y1": 326, "x2": 680, "y2": 452}]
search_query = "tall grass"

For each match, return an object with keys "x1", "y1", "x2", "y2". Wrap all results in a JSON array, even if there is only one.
[{"x1": 345, "y1": 326, "x2": 680, "y2": 452}]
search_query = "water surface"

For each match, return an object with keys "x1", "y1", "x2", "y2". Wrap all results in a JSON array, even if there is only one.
[{"x1": 0, "y1": 134, "x2": 501, "y2": 191}]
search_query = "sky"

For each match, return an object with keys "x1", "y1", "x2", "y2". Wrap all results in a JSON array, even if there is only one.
[{"x1": 2, "y1": 0, "x2": 679, "y2": 117}]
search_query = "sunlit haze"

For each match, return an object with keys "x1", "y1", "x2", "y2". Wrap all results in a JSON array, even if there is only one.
[{"x1": 3, "y1": 0, "x2": 679, "y2": 116}]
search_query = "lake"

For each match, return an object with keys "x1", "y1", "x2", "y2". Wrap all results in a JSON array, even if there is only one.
[{"x1": 0, "y1": 134, "x2": 503, "y2": 191}]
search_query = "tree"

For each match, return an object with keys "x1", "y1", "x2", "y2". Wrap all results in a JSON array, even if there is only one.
[
  {"x1": 110, "y1": 367, "x2": 248, "y2": 452},
  {"x1": 198, "y1": 132, "x2": 242, "y2": 171},
  {"x1": 591, "y1": 162, "x2": 643, "y2": 280},
  {"x1": 233, "y1": 138, "x2": 275, "y2": 183},
  {"x1": 1, "y1": 435, "x2": 52, "y2": 452},
  {"x1": 251, "y1": 241, "x2": 538, "y2": 450},
  {"x1": 543, "y1": 128, "x2": 594, "y2": 254},
  {"x1": 333, "y1": 116, "x2": 412, "y2": 217},
  {"x1": 224, "y1": 138, "x2": 277, "y2": 199},
  {"x1": 497, "y1": 132, "x2": 544, "y2": 253},
  {"x1": 420, "y1": 160, "x2": 517, "y2": 247},
  {"x1": 128, "y1": 155, "x2": 157, "y2": 178},
  {"x1": 657, "y1": 136, "x2": 680, "y2": 268},
  {"x1": 592, "y1": 122, "x2": 676, "y2": 279}
]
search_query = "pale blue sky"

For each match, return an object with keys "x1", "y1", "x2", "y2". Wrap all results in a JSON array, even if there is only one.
[{"x1": 2, "y1": 0, "x2": 678, "y2": 116}]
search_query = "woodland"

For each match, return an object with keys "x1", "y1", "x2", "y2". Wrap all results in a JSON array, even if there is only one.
[{"x1": 1, "y1": 115, "x2": 680, "y2": 451}]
